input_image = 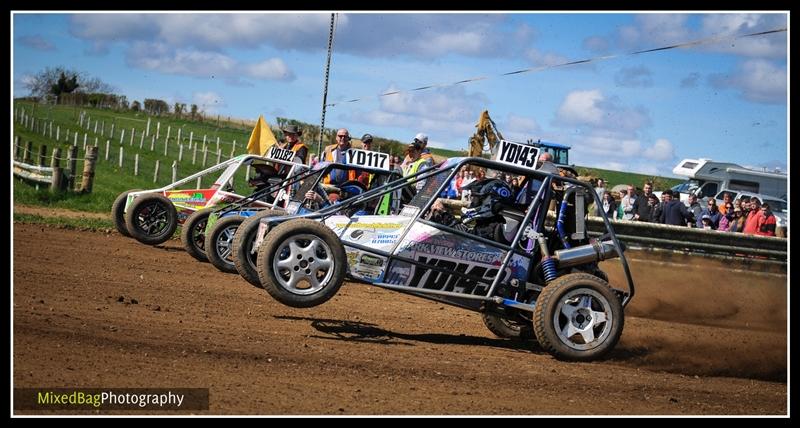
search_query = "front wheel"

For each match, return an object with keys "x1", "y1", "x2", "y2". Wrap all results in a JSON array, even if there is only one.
[
  {"x1": 180, "y1": 209, "x2": 212, "y2": 262},
  {"x1": 257, "y1": 219, "x2": 346, "y2": 308},
  {"x1": 205, "y1": 215, "x2": 245, "y2": 274},
  {"x1": 111, "y1": 189, "x2": 142, "y2": 237},
  {"x1": 533, "y1": 273, "x2": 623, "y2": 361},
  {"x1": 125, "y1": 193, "x2": 178, "y2": 245},
  {"x1": 232, "y1": 209, "x2": 286, "y2": 288}
]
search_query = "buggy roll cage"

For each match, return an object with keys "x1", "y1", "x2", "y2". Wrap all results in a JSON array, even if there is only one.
[{"x1": 260, "y1": 156, "x2": 635, "y2": 308}]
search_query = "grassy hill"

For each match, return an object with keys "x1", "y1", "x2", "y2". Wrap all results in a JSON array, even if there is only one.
[{"x1": 13, "y1": 100, "x2": 682, "y2": 213}]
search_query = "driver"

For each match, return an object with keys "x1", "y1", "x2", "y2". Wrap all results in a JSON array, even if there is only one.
[
  {"x1": 427, "y1": 178, "x2": 516, "y2": 240},
  {"x1": 302, "y1": 182, "x2": 369, "y2": 216}
]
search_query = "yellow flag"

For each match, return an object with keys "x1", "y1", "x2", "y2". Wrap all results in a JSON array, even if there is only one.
[{"x1": 246, "y1": 115, "x2": 278, "y2": 156}]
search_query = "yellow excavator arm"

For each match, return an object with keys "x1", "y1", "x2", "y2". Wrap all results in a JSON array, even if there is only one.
[{"x1": 468, "y1": 110, "x2": 504, "y2": 158}]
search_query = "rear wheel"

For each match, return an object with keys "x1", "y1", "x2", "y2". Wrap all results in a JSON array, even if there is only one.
[
  {"x1": 257, "y1": 219, "x2": 346, "y2": 308},
  {"x1": 205, "y1": 215, "x2": 245, "y2": 273},
  {"x1": 533, "y1": 273, "x2": 623, "y2": 361},
  {"x1": 232, "y1": 209, "x2": 286, "y2": 288},
  {"x1": 481, "y1": 312, "x2": 535, "y2": 340},
  {"x1": 125, "y1": 193, "x2": 178, "y2": 245},
  {"x1": 111, "y1": 189, "x2": 142, "y2": 237},
  {"x1": 180, "y1": 209, "x2": 211, "y2": 262}
]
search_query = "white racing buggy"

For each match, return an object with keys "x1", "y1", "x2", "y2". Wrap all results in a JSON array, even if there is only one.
[
  {"x1": 111, "y1": 146, "x2": 308, "y2": 248},
  {"x1": 252, "y1": 140, "x2": 635, "y2": 361},
  {"x1": 226, "y1": 149, "x2": 408, "y2": 284}
]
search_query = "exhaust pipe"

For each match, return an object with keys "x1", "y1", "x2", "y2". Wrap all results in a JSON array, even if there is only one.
[{"x1": 553, "y1": 239, "x2": 620, "y2": 269}]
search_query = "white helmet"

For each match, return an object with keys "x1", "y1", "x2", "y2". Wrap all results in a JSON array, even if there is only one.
[{"x1": 413, "y1": 133, "x2": 428, "y2": 145}]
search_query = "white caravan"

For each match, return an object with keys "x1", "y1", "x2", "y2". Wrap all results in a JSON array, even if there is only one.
[{"x1": 671, "y1": 158, "x2": 787, "y2": 202}]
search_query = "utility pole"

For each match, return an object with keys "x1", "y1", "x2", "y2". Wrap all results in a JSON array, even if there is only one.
[{"x1": 317, "y1": 13, "x2": 336, "y2": 164}]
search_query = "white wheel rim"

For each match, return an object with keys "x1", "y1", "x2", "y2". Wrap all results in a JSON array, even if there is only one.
[
  {"x1": 272, "y1": 234, "x2": 334, "y2": 295},
  {"x1": 214, "y1": 224, "x2": 239, "y2": 265},
  {"x1": 553, "y1": 288, "x2": 613, "y2": 351}
]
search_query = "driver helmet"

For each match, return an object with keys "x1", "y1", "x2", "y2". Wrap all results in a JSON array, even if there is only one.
[
  {"x1": 339, "y1": 182, "x2": 365, "y2": 201},
  {"x1": 461, "y1": 178, "x2": 515, "y2": 221}
]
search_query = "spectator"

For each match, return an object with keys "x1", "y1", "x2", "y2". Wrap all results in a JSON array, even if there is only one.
[
  {"x1": 403, "y1": 133, "x2": 434, "y2": 170},
  {"x1": 597, "y1": 191, "x2": 617, "y2": 219},
  {"x1": 697, "y1": 198, "x2": 722, "y2": 230},
  {"x1": 686, "y1": 194, "x2": 703, "y2": 227},
  {"x1": 402, "y1": 141, "x2": 430, "y2": 192},
  {"x1": 719, "y1": 192, "x2": 733, "y2": 216},
  {"x1": 718, "y1": 201, "x2": 735, "y2": 231},
  {"x1": 616, "y1": 189, "x2": 627, "y2": 220},
  {"x1": 700, "y1": 214, "x2": 714, "y2": 230},
  {"x1": 646, "y1": 193, "x2": 661, "y2": 223},
  {"x1": 322, "y1": 128, "x2": 357, "y2": 185},
  {"x1": 309, "y1": 153, "x2": 319, "y2": 167},
  {"x1": 276, "y1": 124, "x2": 308, "y2": 172},
  {"x1": 621, "y1": 185, "x2": 639, "y2": 221},
  {"x1": 727, "y1": 207, "x2": 746, "y2": 233},
  {"x1": 594, "y1": 178, "x2": 607, "y2": 200},
  {"x1": 360, "y1": 133, "x2": 374, "y2": 151},
  {"x1": 743, "y1": 197, "x2": 762, "y2": 234},
  {"x1": 634, "y1": 181, "x2": 655, "y2": 222},
  {"x1": 659, "y1": 189, "x2": 694, "y2": 226},
  {"x1": 455, "y1": 170, "x2": 466, "y2": 197},
  {"x1": 755, "y1": 203, "x2": 777, "y2": 237}
]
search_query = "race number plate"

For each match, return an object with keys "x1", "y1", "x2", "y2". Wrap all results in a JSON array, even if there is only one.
[
  {"x1": 346, "y1": 149, "x2": 390, "y2": 170},
  {"x1": 267, "y1": 145, "x2": 295, "y2": 162},
  {"x1": 494, "y1": 140, "x2": 540, "y2": 170}
]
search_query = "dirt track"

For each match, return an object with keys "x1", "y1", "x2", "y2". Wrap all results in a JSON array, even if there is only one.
[{"x1": 12, "y1": 221, "x2": 787, "y2": 415}]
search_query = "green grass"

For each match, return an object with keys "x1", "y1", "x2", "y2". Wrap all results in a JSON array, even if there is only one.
[{"x1": 13, "y1": 212, "x2": 114, "y2": 231}]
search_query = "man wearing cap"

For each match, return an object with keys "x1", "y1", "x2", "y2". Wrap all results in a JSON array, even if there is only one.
[
  {"x1": 403, "y1": 132, "x2": 434, "y2": 170},
  {"x1": 361, "y1": 133, "x2": 374, "y2": 151},
  {"x1": 277, "y1": 124, "x2": 308, "y2": 166}
]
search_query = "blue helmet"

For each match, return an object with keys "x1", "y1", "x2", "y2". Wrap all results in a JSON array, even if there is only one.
[{"x1": 463, "y1": 178, "x2": 515, "y2": 221}]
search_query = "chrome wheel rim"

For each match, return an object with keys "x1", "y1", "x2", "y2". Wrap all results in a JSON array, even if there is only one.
[
  {"x1": 272, "y1": 234, "x2": 334, "y2": 295},
  {"x1": 553, "y1": 288, "x2": 612, "y2": 351}
]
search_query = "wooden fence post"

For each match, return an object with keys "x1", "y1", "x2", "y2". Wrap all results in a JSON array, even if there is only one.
[
  {"x1": 94, "y1": 137, "x2": 99, "y2": 147},
  {"x1": 134, "y1": 154, "x2": 139, "y2": 176},
  {"x1": 164, "y1": 137, "x2": 169, "y2": 156},
  {"x1": 93, "y1": 120, "x2": 98, "y2": 134},
  {"x1": 166, "y1": 125, "x2": 171, "y2": 142},
  {"x1": 110, "y1": 123, "x2": 115, "y2": 139},
  {"x1": 101, "y1": 120, "x2": 105, "y2": 136},
  {"x1": 23, "y1": 141, "x2": 33, "y2": 164},
  {"x1": 56, "y1": 125, "x2": 60, "y2": 141},
  {"x1": 202, "y1": 143, "x2": 208, "y2": 167},
  {"x1": 105, "y1": 140, "x2": 111, "y2": 161},
  {"x1": 119, "y1": 128, "x2": 125, "y2": 146},
  {"x1": 192, "y1": 143, "x2": 197, "y2": 165},
  {"x1": 38, "y1": 145, "x2": 47, "y2": 167},
  {"x1": 177, "y1": 128, "x2": 182, "y2": 146},
  {"x1": 51, "y1": 147, "x2": 61, "y2": 168},
  {"x1": 48, "y1": 121, "x2": 53, "y2": 139},
  {"x1": 217, "y1": 148, "x2": 222, "y2": 164},
  {"x1": 13, "y1": 136, "x2": 20, "y2": 160},
  {"x1": 146, "y1": 117, "x2": 151, "y2": 136},
  {"x1": 156, "y1": 121, "x2": 160, "y2": 139},
  {"x1": 50, "y1": 147, "x2": 63, "y2": 192},
  {"x1": 140, "y1": 133, "x2": 145, "y2": 149},
  {"x1": 150, "y1": 135, "x2": 155, "y2": 151},
  {"x1": 80, "y1": 146, "x2": 98, "y2": 193},
  {"x1": 189, "y1": 131, "x2": 194, "y2": 150},
  {"x1": 196, "y1": 177, "x2": 202, "y2": 188},
  {"x1": 73, "y1": 132, "x2": 78, "y2": 147},
  {"x1": 216, "y1": 136, "x2": 220, "y2": 152},
  {"x1": 171, "y1": 160, "x2": 178, "y2": 182},
  {"x1": 153, "y1": 160, "x2": 160, "y2": 183},
  {"x1": 178, "y1": 143, "x2": 183, "y2": 162},
  {"x1": 119, "y1": 146, "x2": 124, "y2": 168},
  {"x1": 67, "y1": 145, "x2": 78, "y2": 191},
  {"x1": 130, "y1": 128, "x2": 135, "y2": 146},
  {"x1": 231, "y1": 140, "x2": 236, "y2": 158},
  {"x1": 83, "y1": 133, "x2": 88, "y2": 151}
]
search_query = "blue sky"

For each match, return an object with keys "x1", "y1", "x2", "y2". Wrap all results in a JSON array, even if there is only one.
[{"x1": 12, "y1": 12, "x2": 788, "y2": 177}]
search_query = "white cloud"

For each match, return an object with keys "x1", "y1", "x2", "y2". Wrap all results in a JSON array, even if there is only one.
[
  {"x1": 556, "y1": 90, "x2": 604, "y2": 126},
  {"x1": 643, "y1": 138, "x2": 675, "y2": 161},
  {"x1": 524, "y1": 48, "x2": 570, "y2": 67},
  {"x1": 614, "y1": 66, "x2": 653, "y2": 88},
  {"x1": 17, "y1": 35, "x2": 55, "y2": 51},
  {"x1": 126, "y1": 42, "x2": 294, "y2": 82},
  {"x1": 700, "y1": 14, "x2": 787, "y2": 59},
  {"x1": 193, "y1": 91, "x2": 225, "y2": 114},
  {"x1": 709, "y1": 59, "x2": 786, "y2": 104},
  {"x1": 244, "y1": 58, "x2": 294, "y2": 80}
]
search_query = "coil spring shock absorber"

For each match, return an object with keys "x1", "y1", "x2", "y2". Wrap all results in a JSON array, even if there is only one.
[{"x1": 537, "y1": 236, "x2": 558, "y2": 284}]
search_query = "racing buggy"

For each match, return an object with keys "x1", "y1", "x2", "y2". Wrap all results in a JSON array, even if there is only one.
[
  {"x1": 252, "y1": 140, "x2": 635, "y2": 361},
  {"x1": 111, "y1": 147, "x2": 307, "y2": 249},
  {"x1": 222, "y1": 149, "x2": 407, "y2": 283}
]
